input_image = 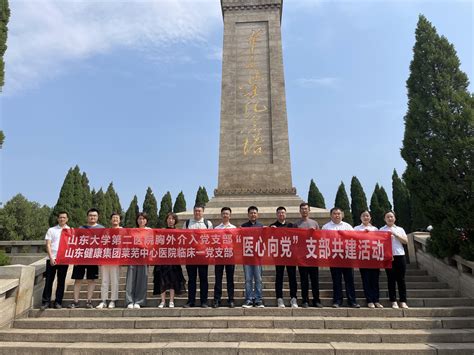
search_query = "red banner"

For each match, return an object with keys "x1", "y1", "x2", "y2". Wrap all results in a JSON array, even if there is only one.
[{"x1": 56, "y1": 228, "x2": 392, "y2": 268}]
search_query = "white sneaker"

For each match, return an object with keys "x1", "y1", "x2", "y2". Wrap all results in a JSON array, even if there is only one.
[
  {"x1": 290, "y1": 297, "x2": 298, "y2": 308},
  {"x1": 133, "y1": 303, "x2": 141, "y2": 309},
  {"x1": 367, "y1": 302, "x2": 375, "y2": 309},
  {"x1": 96, "y1": 302, "x2": 106, "y2": 309},
  {"x1": 391, "y1": 302, "x2": 399, "y2": 309},
  {"x1": 375, "y1": 303, "x2": 384, "y2": 309},
  {"x1": 158, "y1": 301, "x2": 165, "y2": 308},
  {"x1": 399, "y1": 302, "x2": 409, "y2": 309},
  {"x1": 127, "y1": 303, "x2": 134, "y2": 309},
  {"x1": 169, "y1": 302, "x2": 174, "y2": 308},
  {"x1": 277, "y1": 298, "x2": 285, "y2": 308},
  {"x1": 108, "y1": 301, "x2": 115, "y2": 309}
]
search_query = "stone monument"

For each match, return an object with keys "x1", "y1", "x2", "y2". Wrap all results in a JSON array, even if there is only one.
[{"x1": 180, "y1": 0, "x2": 329, "y2": 225}]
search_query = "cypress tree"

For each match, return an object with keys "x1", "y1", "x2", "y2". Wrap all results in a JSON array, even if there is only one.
[
  {"x1": 50, "y1": 168, "x2": 74, "y2": 226},
  {"x1": 334, "y1": 182, "x2": 353, "y2": 225},
  {"x1": 308, "y1": 179, "x2": 326, "y2": 208},
  {"x1": 392, "y1": 169, "x2": 412, "y2": 232},
  {"x1": 105, "y1": 182, "x2": 122, "y2": 217},
  {"x1": 0, "y1": 0, "x2": 9, "y2": 147},
  {"x1": 350, "y1": 176, "x2": 368, "y2": 226},
  {"x1": 158, "y1": 191, "x2": 173, "y2": 228},
  {"x1": 201, "y1": 187, "x2": 209, "y2": 206},
  {"x1": 173, "y1": 191, "x2": 186, "y2": 213},
  {"x1": 124, "y1": 195, "x2": 139, "y2": 228},
  {"x1": 92, "y1": 188, "x2": 108, "y2": 226},
  {"x1": 369, "y1": 184, "x2": 384, "y2": 228},
  {"x1": 81, "y1": 172, "x2": 92, "y2": 212},
  {"x1": 195, "y1": 186, "x2": 209, "y2": 207},
  {"x1": 142, "y1": 187, "x2": 159, "y2": 228},
  {"x1": 376, "y1": 185, "x2": 392, "y2": 214},
  {"x1": 400, "y1": 15, "x2": 473, "y2": 258}
]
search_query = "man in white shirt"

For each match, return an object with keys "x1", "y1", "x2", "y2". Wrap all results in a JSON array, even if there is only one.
[
  {"x1": 40, "y1": 211, "x2": 70, "y2": 310},
  {"x1": 183, "y1": 204, "x2": 213, "y2": 308},
  {"x1": 213, "y1": 207, "x2": 236, "y2": 308},
  {"x1": 322, "y1": 207, "x2": 360, "y2": 308}
]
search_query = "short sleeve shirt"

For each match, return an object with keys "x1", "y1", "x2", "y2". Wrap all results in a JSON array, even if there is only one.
[
  {"x1": 45, "y1": 225, "x2": 70, "y2": 259},
  {"x1": 295, "y1": 219, "x2": 319, "y2": 229},
  {"x1": 322, "y1": 221, "x2": 354, "y2": 231},
  {"x1": 380, "y1": 225, "x2": 406, "y2": 256}
]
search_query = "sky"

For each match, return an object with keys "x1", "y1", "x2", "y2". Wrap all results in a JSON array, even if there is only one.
[{"x1": 0, "y1": 0, "x2": 473, "y2": 211}]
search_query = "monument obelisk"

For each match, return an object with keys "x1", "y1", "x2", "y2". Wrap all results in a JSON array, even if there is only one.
[{"x1": 183, "y1": 0, "x2": 329, "y2": 225}]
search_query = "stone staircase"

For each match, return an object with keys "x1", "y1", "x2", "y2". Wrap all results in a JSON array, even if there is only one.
[{"x1": 0, "y1": 264, "x2": 473, "y2": 354}]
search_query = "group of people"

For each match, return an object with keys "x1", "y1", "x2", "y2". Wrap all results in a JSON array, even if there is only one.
[{"x1": 40, "y1": 203, "x2": 409, "y2": 310}]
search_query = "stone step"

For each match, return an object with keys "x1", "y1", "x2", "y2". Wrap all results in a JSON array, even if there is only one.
[
  {"x1": 0, "y1": 341, "x2": 472, "y2": 355},
  {"x1": 52, "y1": 297, "x2": 474, "y2": 308},
  {"x1": 27, "y1": 307, "x2": 474, "y2": 319},
  {"x1": 13, "y1": 316, "x2": 474, "y2": 330},
  {"x1": 65, "y1": 281, "x2": 449, "y2": 291},
  {"x1": 0, "y1": 328, "x2": 473, "y2": 344},
  {"x1": 62, "y1": 288, "x2": 458, "y2": 299}
]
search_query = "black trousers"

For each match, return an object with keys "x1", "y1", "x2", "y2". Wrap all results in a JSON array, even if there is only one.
[
  {"x1": 385, "y1": 255, "x2": 407, "y2": 302},
  {"x1": 186, "y1": 265, "x2": 208, "y2": 304},
  {"x1": 275, "y1": 265, "x2": 297, "y2": 299},
  {"x1": 299, "y1": 266, "x2": 320, "y2": 303},
  {"x1": 214, "y1": 264, "x2": 235, "y2": 302},
  {"x1": 330, "y1": 267, "x2": 357, "y2": 305},
  {"x1": 360, "y1": 268, "x2": 380, "y2": 303},
  {"x1": 42, "y1": 260, "x2": 69, "y2": 305}
]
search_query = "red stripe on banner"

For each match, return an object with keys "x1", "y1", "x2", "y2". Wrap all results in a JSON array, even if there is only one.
[{"x1": 55, "y1": 228, "x2": 393, "y2": 268}]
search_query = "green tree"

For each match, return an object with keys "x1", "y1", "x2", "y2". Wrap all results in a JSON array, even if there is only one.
[
  {"x1": 124, "y1": 195, "x2": 139, "y2": 228},
  {"x1": 195, "y1": 186, "x2": 209, "y2": 207},
  {"x1": 0, "y1": 194, "x2": 51, "y2": 240},
  {"x1": 392, "y1": 169, "x2": 412, "y2": 232},
  {"x1": 158, "y1": 191, "x2": 173, "y2": 228},
  {"x1": 334, "y1": 182, "x2": 353, "y2": 225},
  {"x1": 0, "y1": 0, "x2": 9, "y2": 147},
  {"x1": 400, "y1": 15, "x2": 473, "y2": 258},
  {"x1": 308, "y1": 179, "x2": 326, "y2": 208},
  {"x1": 105, "y1": 182, "x2": 122, "y2": 217},
  {"x1": 350, "y1": 176, "x2": 368, "y2": 226},
  {"x1": 142, "y1": 187, "x2": 159, "y2": 228},
  {"x1": 50, "y1": 166, "x2": 91, "y2": 227},
  {"x1": 173, "y1": 191, "x2": 186, "y2": 213},
  {"x1": 91, "y1": 188, "x2": 110, "y2": 226},
  {"x1": 376, "y1": 185, "x2": 392, "y2": 214},
  {"x1": 369, "y1": 184, "x2": 384, "y2": 228}
]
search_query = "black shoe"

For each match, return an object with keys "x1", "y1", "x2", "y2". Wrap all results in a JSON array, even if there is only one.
[
  {"x1": 242, "y1": 300, "x2": 253, "y2": 308},
  {"x1": 40, "y1": 303, "x2": 48, "y2": 311},
  {"x1": 313, "y1": 302, "x2": 324, "y2": 308},
  {"x1": 85, "y1": 301, "x2": 93, "y2": 309},
  {"x1": 349, "y1": 303, "x2": 361, "y2": 308},
  {"x1": 183, "y1": 302, "x2": 195, "y2": 308},
  {"x1": 332, "y1": 303, "x2": 340, "y2": 308},
  {"x1": 228, "y1": 301, "x2": 235, "y2": 308},
  {"x1": 213, "y1": 301, "x2": 220, "y2": 308},
  {"x1": 255, "y1": 300, "x2": 265, "y2": 308},
  {"x1": 54, "y1": 303, "x2": 62, "y2": 309},
  {"x1": 201, "y1": 303, "x2": 209, "y2": 308},
  {"x1": 302, "y1": 302, "x2": 309, "y2": 308},
  {"x1": 68, "y1": 302, "x2": 79, "y2": 309}
]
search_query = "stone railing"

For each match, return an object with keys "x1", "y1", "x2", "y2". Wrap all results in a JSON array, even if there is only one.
[
  {"x1": 0, "y1": 240, "x2": 46, "y2": 265},
  {"x1": 407, "y1": 232, "x2": 474, "y2": 298}
]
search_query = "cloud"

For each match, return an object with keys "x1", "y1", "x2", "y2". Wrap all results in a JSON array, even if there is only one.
[
  {"x1": 295, "y1": 77, "x2": 340, "y2": 88},
  {"x1": 4, "y1": 0, "x2": 221, "y2": 94}
]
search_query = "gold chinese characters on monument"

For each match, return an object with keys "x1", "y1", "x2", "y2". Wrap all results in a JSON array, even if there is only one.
[{"x1": 239, "y1": 28, "x2": 268, "y2": 156}]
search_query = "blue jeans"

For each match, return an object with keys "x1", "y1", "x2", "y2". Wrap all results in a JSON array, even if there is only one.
[{"x1": 243, "y1": 265, "x2": 263, "y2": 302}]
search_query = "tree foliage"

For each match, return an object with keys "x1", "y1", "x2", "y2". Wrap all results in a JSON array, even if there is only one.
[
  {"x1": 0, "y1": 0, "x2": 9, "y2": 89},
  {"x1": 334, "y1": 181, "x2": 353, "y2": 225},
  {"x1": 369, "y1": 184, "x2": 384, "y2": 228},
  {"x1": 195, "y1": 186, "x2": 209, "y2": 207},
  {"x1": 392, "y1": 169, "x2": 412, "y2": 232},
  {"x1": 400, "y1": 15, "x2": 474, "y2": 259},
  {"x1": 124, "y1": 195, "x2": 139, "y2": 228},
  {"x1": 0, "y1": 194, "x2": 51, "y2": 240},
  {"x1": 350, "y1": 176, "x2": 368, "y2": 226},
  {"x1": 50, "y1": 166, "x2": 91, "y2": 227},
  {"x1": 173, "y1": 191, "x2": 186, "y2": 213},
  {"x1": 142, "y1": 187, "x2": 159, "y2": 228},
  {"x1": 158, "y1": 191, "x2": 173, "y2": 228},
  {"x1": 308, "y1": 179, "x2": 326, "y2": 208}
]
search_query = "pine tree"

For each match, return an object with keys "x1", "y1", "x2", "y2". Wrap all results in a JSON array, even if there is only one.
[
  {"x1": 0, "y1": 0, "x2": 9, "y2": 147},
  {"x1": 105, "y1": 182, "x2": 122, "y2": 217},
  {"x1": 142, "y1": 187, "x2": 159, "y2": 228},
  {"x1": 92, "y1": 188, "x2": 108, "y2": 226},
  {"x1": 201, "y1": 187, "x2": 209, "y2": 206},
  {"x1": 195, "y1": 186, "x2": 209, "y2": 207},
  {"x1": 392, "y1": 169, "x2": 412, "y2": 232},
  {"x1": 369, "y1": 184, "x2": 384, "y2": 228},
  {"x1": 334, "y1": 182, "x2": 353, "y2": 225},
  {"x1": 400, "y1": 15, "x2": 473, "y2": 258},
  {"x1": 376, "y1": 185, "x2": 392, "y2": 214},
  {"x1": 308, "y1": 179, "x2": 326, "y2": 208},
  {"x1": 350, "y1": 176, "x2": 368, "y2": 226},
  {"x1": 158, "y1": 191, "x2": 173, "y2": 228},
  {"x1": 173, "y1": 191, "x2": 186, "y2": 213},
  {"x1": 124, "y1": 195, "x2": 139, "y2": 228}
]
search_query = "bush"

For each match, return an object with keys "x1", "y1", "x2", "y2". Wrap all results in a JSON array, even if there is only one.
[
  {"x1": 459, "y1": 230, "x2": 474, "y2": 261},
  {"x1": 0, "y1": 250, "x2": 10, "y2": 266}
]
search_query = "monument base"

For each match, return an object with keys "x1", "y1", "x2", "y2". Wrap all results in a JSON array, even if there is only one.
[{"x1": 177, "y1": 194, "x2": 331, "y2": 227}]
